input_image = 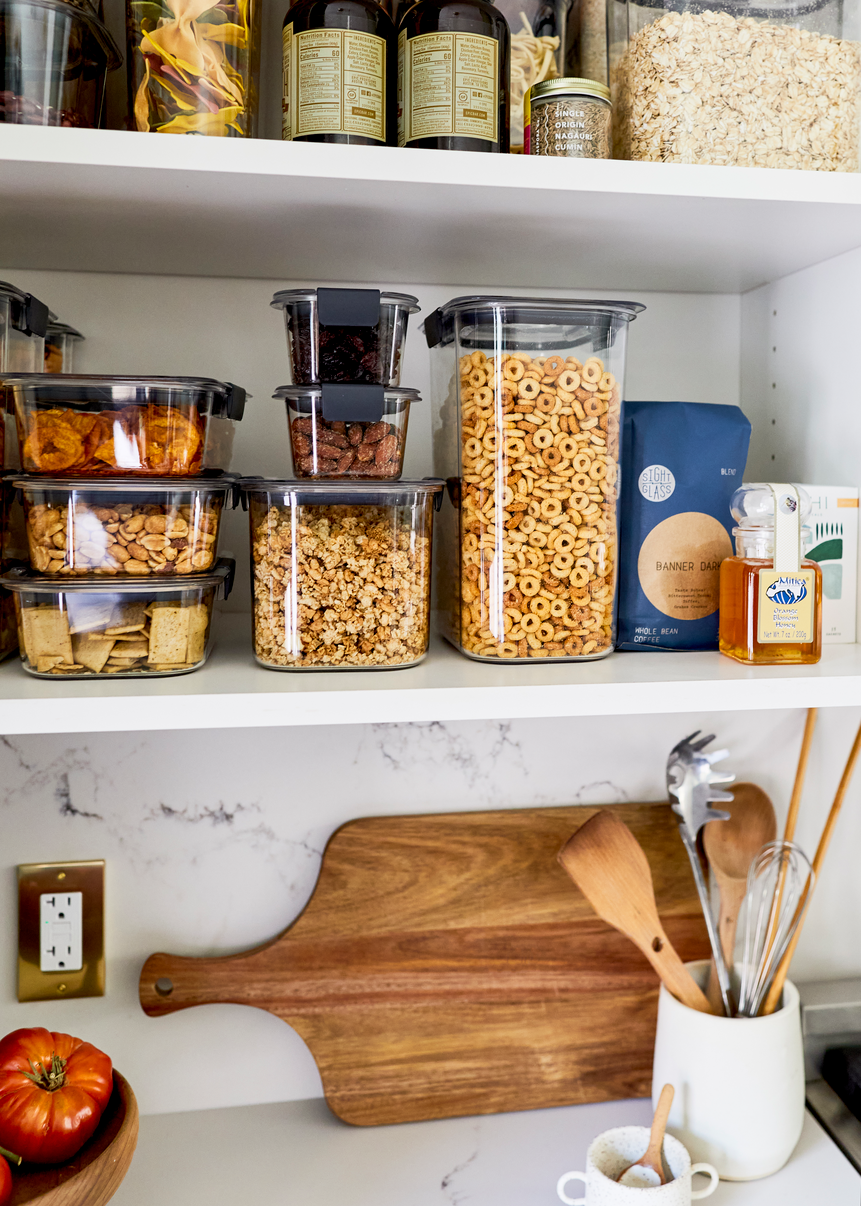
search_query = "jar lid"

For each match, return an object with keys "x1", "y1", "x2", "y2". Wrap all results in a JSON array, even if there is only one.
[
  {"x1": 0, "y1": 281, "x2": 50, "y2": 339},
  {"x1": 270, "y1": 289, "x2": 420, "y2": 315},
  {"x1": 527, "y1": 77, "x2": 611, "y2": 104},
  {"x1": 46, "y1": 320, "x2": 85, "y2": 341},
  {"x1": 6, "y1": 471, "x2": 239, "y2": 502},
  {"x1": 424, "y1": 296, "x2": 644, "y2": 350},
  {"x1": 241, "y1": 477, "x2": 445, "y2": 509},
  {"x1": 0, "y1": 374, "x2": 248, "y2": 421},
  {"x1": 730, "y1": 483, "x2": 812, "y2": 528},
  {"x1": 0, "y1": 556, "x2": 235, "y2": 598}
]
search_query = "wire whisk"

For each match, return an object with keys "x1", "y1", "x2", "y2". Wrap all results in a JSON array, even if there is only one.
[{"x1": 738, "y1": 841, "x2": 814, "y2": 1018}]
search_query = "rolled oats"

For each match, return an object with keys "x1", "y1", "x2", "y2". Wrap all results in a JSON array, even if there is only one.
[
  {"x1": 614, "y1": 10, "x2": 860, "y2": 171},
  {"x1": 250, "y1": 500, "x2": 434, "y2": 668}
]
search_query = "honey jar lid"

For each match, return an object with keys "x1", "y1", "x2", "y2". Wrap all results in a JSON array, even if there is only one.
[{"x1": 526, "y1": 77, "x2": 611, "y2": 105}]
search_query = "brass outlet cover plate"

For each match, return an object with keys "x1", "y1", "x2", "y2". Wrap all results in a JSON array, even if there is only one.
[{"x1": 18, "y1": 860, "x2": 105, "y2": 1002}]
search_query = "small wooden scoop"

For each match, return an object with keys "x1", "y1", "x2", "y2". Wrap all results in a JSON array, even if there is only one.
[
  {"x1": 617, "y1": 1084, "x2": 675, "y2": 1187},
  {"x1": 558, "y1": 811, "x2": 714, "y2": 1014},
  {"x1": 703, "y1": 783, "x2": 777, "y2": 1010}
]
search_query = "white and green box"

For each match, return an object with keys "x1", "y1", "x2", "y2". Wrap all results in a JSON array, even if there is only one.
[{"x1": 798, "y1": 485, "x2": 858, "y2": 644}]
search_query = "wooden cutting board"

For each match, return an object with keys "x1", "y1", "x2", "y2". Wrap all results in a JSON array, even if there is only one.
[{"x1": 139, "y1": 802, "x2": 709, "y2": 1126}]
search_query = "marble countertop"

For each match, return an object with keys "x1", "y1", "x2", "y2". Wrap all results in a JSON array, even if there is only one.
[{"x1": 111, "y1": 1096, "x2": 860, "y2": 1205}]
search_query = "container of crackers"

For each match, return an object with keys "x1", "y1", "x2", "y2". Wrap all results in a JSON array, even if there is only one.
[
  {"x1": 11, "y1": 474, "x2": 238, "y2": 576},
  {"x1": 1, "y1": 375, "x2": 247, "y2": 476},
  {"x1": 424, "y1": 296, "x2": 644, "y2": 662},
  {"x1": 243, "y1": 478, "x2": 443, "y2": 670},
  {"x1": 1, "y1": 558, "x2": 234, "y2": 677}
]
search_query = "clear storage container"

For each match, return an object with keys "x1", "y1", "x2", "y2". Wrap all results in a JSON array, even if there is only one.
[
  {"x1": 127, "y1": 0, "x2": 260, "y2": 136},
  {"x1": 3, "y1": 375, "x2": 246, "y2": 476},
  {"x1": 1, "y1": 557, "x2": 234, "y2": 676},
  {"x1": 271, "y1": 288, "x2": 419, "y2": 385},
  {"x1": 0, "y1": 0, "x2": 120, "y2": 127},
  {"x1": 276, "y1": 385, "x2": 418, "y2": 479},
  {"x1": 425, "y1": 295, "x2": 643, "y2": 662},
  {"x1": 0, "y1": 282, "x2": 49, "y2": 374},
  {"x1": 243, "y1": 478, "x2": 443, "y2": 670},
  {"x1": 610, "y1": 0, "x2": 860, "y2": 170},
  {"x1": 11, "y1": 474, "x2": 237, "y2": 576},
  {"x1": 45, "y1": 321, "x2": 84, "y2": 373}
]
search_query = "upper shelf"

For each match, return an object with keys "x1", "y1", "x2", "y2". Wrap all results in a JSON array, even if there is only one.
[
  {"x1": 2, "y1": 614, "x2": 861, "y2": 735},
  {"x1": 2, "y1": 127, "x2": 861, "y2": 291}
]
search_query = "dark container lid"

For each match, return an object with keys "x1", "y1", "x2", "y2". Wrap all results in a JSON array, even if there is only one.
[{"x1": 0, "y1": 281, "x2": 50, "y2": 340}]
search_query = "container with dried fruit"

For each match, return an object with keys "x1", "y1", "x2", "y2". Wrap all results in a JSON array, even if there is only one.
[
  {"x1": 610, "y1": 0, "x2": 860, "y2": 171},
  {"x1": 243, "y1": 478, "x2": 443, "y2": 670},
  {"x1": 0, "y1": 0, "x2": 121, "y2": 128},
  {"x1": 127, "y1": 0, "x2": 260, "y2": 135},
  {"x1": 1, "y1": 557, "x2": 234, "y2": 677},
  {"x1": 2, "y1": 375, "x2": 247, "y2": 477},
  {"x1": 10, "y1": 474, "x2": 237, "y2": 576},
  {"x1": 425, "y1": 295, "x2": 643, "y2": 662},
  {"x1": 45, "y1": 321, "x2": 85, "y2": 374},
  {"x1": 271, "y1": 288, "x2": 419, "y2": 386},
  {"x1": 277, "y1": 385, "x2": 418, "y2": 479}
]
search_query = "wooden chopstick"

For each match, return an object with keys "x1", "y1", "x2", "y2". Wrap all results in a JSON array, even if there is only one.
[{"x1": 761, "y1": 715, "x2": 861, "y2": 1015}]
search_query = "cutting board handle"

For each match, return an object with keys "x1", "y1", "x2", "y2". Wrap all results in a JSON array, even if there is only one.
[{"x1": 140, "y1": 949, "x2": 269, "y2": 1017}]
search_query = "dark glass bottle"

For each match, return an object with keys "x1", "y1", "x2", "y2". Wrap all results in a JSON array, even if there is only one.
[
  {"x1": 282, "y1": 0, "x2": 397, "y2": 146},
  {"x1": 398, "y1": 0, "x2": 509, "y2": 152}
]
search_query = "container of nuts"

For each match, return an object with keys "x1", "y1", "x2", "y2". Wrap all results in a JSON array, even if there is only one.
[
  {"x1": 424, "y1": 295, "x2": 644, "y2": 662},
  {"x1": 243, "y1": 478, "x2": 443, "y2": 670},
  {"x1": 9, "y1": 475, "x2": 237, "y2": 576},
  {"x1": 277, "y1": 386, "x2": 419, "y2": 479}
]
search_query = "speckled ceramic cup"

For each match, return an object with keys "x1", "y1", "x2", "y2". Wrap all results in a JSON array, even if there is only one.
[{"x1": 556, "y1": 1126, "x2": 719, "y2": 1205}]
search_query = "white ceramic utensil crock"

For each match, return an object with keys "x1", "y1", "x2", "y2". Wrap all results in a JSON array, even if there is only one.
[
  {"x1": 652, "y1": 960, "x2": 805, "y2": 1180},
  {"x1": 557, "y1": 1126, "x2": 718, "y2": 1204}
]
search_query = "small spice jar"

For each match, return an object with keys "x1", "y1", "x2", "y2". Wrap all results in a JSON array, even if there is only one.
[{"x1": 524, "y1": 77, "x2": 611, "y2": 158}]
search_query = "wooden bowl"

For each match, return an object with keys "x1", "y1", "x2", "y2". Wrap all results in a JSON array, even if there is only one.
[{"x1": 9, "y1": 1071, "x2": 139, "y2": 1206}]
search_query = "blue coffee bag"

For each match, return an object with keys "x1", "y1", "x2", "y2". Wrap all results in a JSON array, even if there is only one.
[{"x1": 617, "y1": 401, "x2": 751, "y2": 651}]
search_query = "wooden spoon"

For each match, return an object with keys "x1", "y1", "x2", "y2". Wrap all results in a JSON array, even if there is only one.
[
  {"x1": 703, "y1": 783, "x2": 777, "y2": 1010},
  {"x1": 617, "y1": 1083, "x2": 675, "y2": 1186},
  {"x1": 558, "y1": 811, "x2": 715, "y2": 1014}
]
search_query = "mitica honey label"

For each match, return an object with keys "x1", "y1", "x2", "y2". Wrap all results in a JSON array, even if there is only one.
[
  {"x1": 282, "y1": 25, "x2": 386, "y2": 142},
  {"x1": 398, "y1": 30, "x2": 498, "y2": 145},
  {"x1": 758, "y1": 569, "x2": 816, "y2": 643},
  {"x1": 617, "y1": 400, "x2": 751, "y2": 651}
]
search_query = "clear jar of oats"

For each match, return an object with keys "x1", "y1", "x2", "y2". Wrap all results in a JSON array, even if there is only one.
[
  {"x1": 424, "y1": 296, "x2": 643, "y2": 662},
  {"x1": 242, "y1": 478, "x2": 443, "y2": 671},
  {"x1": 610, "y1": 0, "x2": 860, "y2": 171}
]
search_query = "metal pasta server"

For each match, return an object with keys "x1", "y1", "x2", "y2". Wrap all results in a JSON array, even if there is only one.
[{"x1": 666, "y1": 731, "x2": 735, "y2": 1016}]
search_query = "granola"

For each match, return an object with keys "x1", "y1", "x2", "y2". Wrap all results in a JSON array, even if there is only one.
[
  {"x1": 251, "y1": 503, "x2": 432, "y2": 668},
  {"x1": 614, "y1": 9, "x2": 861, "y2": 171}
]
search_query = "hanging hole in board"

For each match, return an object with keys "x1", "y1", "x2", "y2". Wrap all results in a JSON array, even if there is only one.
[
  {"x1": 652, "y1": 937, "x2": 664, "y2": 953},
  {"x1": 155, "y1": 977, "x2": 174, "y2": 996}
]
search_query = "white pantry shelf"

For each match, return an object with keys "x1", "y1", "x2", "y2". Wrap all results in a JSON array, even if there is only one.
[
  {"x1": 2, "y1": 127, "x2": 861, "y2": 290},
  {"x1": 1, "y1": 614, "x2": 861, "y2": 734}
]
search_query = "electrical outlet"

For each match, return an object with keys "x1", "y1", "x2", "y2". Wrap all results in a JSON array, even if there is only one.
[
  {"x1": 40, "y1": 892, "x2": 83, "y2": 972},
  {"x1": 18, "y1": 861, "x2": 104, "y2": 1002}
]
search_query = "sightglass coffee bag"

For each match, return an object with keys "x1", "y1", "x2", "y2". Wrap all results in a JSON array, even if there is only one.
[{"x1": 617, "y1": 401, "x2": 751, "y2": 650}]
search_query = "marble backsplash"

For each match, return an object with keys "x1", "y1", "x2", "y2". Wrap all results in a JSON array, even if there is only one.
[{"x1": 2, "y1": 708, "x2": 860, "y2": 1116}]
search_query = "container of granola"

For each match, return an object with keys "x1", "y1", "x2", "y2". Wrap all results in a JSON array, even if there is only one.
[
  {"x1": 424, "y1": 295, "x2": 643, "y2": 662},
  {"x1": 1, "y1": 557, "x2": 234, "y2": 677},
  {"x1": 10, "y1": 474, "x2": 237, "y2": 576},
  {"x1": 610, "y1": 0, "x2": 860, "y2": 171},
  {"x1": 45, "y1": 320, "x2": 84, "y2": 373},
  {"x1": 271, "y1": 288, "x2": 419, "y2": 385},
  {"x1": 277, "y1": 385, "x2": 419, "y2": 479},
  {"x1": 243, "y1": 478, "x2": 443, "y2": 670},
  {"x1": 2, "y1": 374, "x2": 247, "y2": 476},
  {"x1": 0, "y1": 0, "x2": 121, "y2": 128}
]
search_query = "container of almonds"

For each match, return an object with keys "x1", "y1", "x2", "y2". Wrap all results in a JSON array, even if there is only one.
[
  {"x1": 277, "y1": 386, "x2": 419, "y2": 479},
  {"x1": 10, "y1": 474, "x2": 237, "y2": 576},
  {"x1": 424, "y1": 295, "x2": 644, "y2": 662},
  {"x1": 243, "y1": 478, "x2": 443, "y2": 670},
  {"x1": 1, "y1": 558, "x2": 234, "y2": 677}
]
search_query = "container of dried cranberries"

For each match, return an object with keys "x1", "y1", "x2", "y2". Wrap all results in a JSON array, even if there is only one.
[{"x1": 270, "y1": 287, "x2": 419, "y2": 386}]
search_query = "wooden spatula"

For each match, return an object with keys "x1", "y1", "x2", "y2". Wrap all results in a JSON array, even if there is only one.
[
  {"x1": 558, "y1": 811, "x2": 715, "y2": 1014},
  {"x1": 617, "y1": 1083, "x2": 675, "y2": 1186}
]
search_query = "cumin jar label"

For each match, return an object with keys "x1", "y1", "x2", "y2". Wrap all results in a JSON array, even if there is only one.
[{"x1": 524, "y1": 79, "x2": 611, "y2": 158}]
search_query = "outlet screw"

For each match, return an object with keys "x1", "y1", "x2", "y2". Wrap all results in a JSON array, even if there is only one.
[
  {"x1": 57, "y1": 872, "x2": 66, "y2": 880},
  {"x1": 57, "y1": 984, "x2": 67, "y2": 994}
]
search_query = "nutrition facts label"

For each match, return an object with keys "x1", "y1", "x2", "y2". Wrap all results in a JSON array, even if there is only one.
[
  {"x1": 282, "y1": 25, "x2": 386, "y2": 143},
  {"x1": 398, "y1": 30, "x2": 497, "y2": 144}
]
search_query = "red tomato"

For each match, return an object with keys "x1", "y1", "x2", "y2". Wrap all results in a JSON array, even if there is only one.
[
  {"x1": 0, "y1": 1029, "x2": 112, "y2": 1164},
  {"x1": 0, "y1": 1155, "x2": 10, "y2": 1206}
]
